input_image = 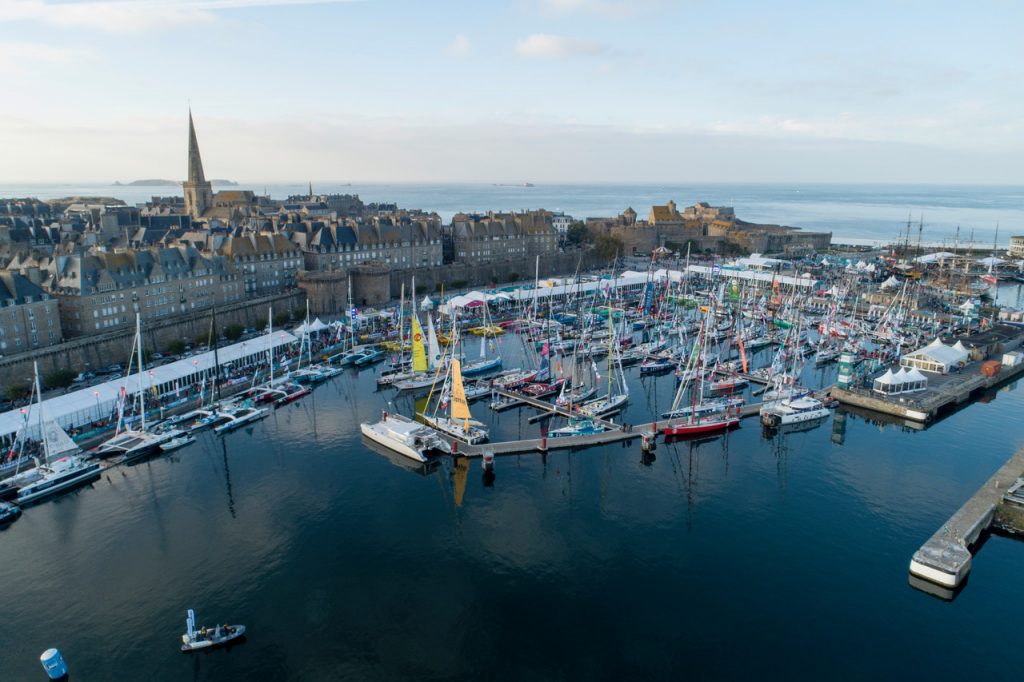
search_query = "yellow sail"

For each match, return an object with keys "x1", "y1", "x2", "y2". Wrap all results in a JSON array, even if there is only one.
[
  {"x1": 411, "y1": 315, "x2": 427, "y2": 372},
  {"x1": 450, "y1": 358, "x2": 472, "y2": 428}
]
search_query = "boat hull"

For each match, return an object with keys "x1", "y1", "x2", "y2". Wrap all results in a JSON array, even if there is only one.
[
  {"x1": 661, "y1": 417, "x2": 739, "y2": 437},
  {"x1": 360, "y1": 423, "x2": 428, "y2": 462},
  {"x1": 181, "y1": 625, "x2": 246, "y2": 652},
  {"x1": 17, "y1": 461, "x2": 103, "y2": 506}
]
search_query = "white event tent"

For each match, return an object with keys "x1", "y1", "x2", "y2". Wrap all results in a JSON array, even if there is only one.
[
  {"x1": 0, "y1": 331, "x2": 298, "y2": 441},
  {"x1": 900, "y1": 338, "x2": 970, "y2": 374}
]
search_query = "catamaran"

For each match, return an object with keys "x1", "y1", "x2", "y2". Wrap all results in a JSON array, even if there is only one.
[
  {"x1": 360, "y1": 410, "x2": 452, "y2": 463},
  {"x1": 760, "y1": 395, "x2": 831, "y2": 427},
  {"x1": 11, "y1": 362, "x2": 103, "y2": 505},
  {"x1": 95, "y1": 315, "x2": 183, "y2": 460},
  {"x1": 213, "y1": 400, "x2": 268, "y2": 435}
]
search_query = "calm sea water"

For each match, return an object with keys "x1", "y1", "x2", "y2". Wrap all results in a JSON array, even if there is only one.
[
  {"x1": 2, "y1": 182, "x2": 1023, "y2": 247},
  {"x1": 2, "y1": 331, "x2": 1024, "y2": 680}
]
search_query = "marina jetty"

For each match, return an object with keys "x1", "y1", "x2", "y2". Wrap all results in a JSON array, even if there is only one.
[
  {"x1": 910, "y1": 447, "x2": 1024, "y2": 596},
  {"x1": 833, "y1": 325, "x2": 1024, "y2": 423}
]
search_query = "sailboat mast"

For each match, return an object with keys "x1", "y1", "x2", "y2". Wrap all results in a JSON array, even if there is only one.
[
  {"x1": 398, "y1": 282, "x2": 405, "y2": 350},
  {"x1": 305, "y1": 300, "x2": 312, "y2": 367},
  {"x1": 33, "y1": 361, "x2": 45, "y2": 462},
  {"x1": 212, "y1": 306, "x2": 222, "y2": 403},
  {"x1": 136, "y1": 313, "x2": 146, "y2": 433},
  {"x1": 268, "y1": 305, "x2": 274, "y2": 384},
  {"x1": 347, "y1": 273, "x2": 354, "y2": 351}
]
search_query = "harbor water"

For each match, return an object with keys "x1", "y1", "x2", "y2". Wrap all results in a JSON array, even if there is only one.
[{"x1": 1, "y1": 333, "x2": 1024, "y2": 679}]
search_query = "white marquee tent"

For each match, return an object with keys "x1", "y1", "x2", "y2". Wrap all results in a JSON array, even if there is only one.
[
  {"x1": 0, "y1": 331, "x2": 298, "y2": 441},
  {"x1": 900, "y1": 337, "x2": 970, "y2": 374}
]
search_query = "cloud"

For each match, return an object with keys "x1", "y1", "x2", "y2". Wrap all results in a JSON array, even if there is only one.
[
  {"x1": 0, "y1": 0, "x2": 360, "y2": 32},
  {"x1": 445, "y1": 34, "x2": 471, "y2": 57},
  {"x1": 535, "y1": 0, "x2": 663, "y2": 18},
  {"x1": 0, "y1": 41, "x2": 90, "y2": 74},
  {"x1": 514, "y1": 34, "x2": 607, "y2": 59}
]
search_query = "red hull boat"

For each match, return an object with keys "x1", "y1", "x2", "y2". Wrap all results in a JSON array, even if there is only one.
[{"x1": 661, "y1": 416, "x2": 739, "y2": 437}]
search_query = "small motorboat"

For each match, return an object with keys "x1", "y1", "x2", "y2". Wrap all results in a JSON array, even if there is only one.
[
  {"x1": 0, "y1": 501, "x2": 21, "y2": 525},
  {"x1": 181, "y1": 609, "x2": 246, "y2": 653},
  {"x1": 160, "y1": 435, "x2": 196, "y2": 452},
  {"x1": 639, "y1": 359, "x2": 674, "y2": 376}
]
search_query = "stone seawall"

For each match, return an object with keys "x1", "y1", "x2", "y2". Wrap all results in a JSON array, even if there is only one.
[
  {"x1": 299, "y1": 251, "x2": 607, "y2": 315},
  {"x1": 0, "y1": 290, "x2": 305, "y2": 389},
  {"x1": 389, "y1": 251, "x2": 605, "y2": 301}
]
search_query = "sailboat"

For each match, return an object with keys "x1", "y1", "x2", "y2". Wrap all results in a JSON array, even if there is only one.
[
  {"x1": 661, "y1": 314, "x2": 740, "y2": 437},
  {"x1": 393, "y1": 306, "x2": 452, "y2": 392},
  {"x1": 462, "y1": 304, "x2": 503, "y2": 376},
  {"x1": 419, "y1": 357, "x2": 489, "y2": 444},
  {"x1": 13, "y1": 362, "x2": 103, "y2": 506},
  {"x1": 95, "y1": 314, "x2": 183, "y2": 460},
  {"x1": 576, "y1": 316, "x2": 629, "y2": 418},
  {"x1": 982, "y1": 224, "x2": 1000, "y2": 286}
]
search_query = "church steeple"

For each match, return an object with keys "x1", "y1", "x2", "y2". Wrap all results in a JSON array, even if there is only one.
[
  {"x1": 187, "y1": 109, "x2": 207, "y2": 185},
  {"x1": 183, "y1": 108, "x2": 213, "y2": 220}
]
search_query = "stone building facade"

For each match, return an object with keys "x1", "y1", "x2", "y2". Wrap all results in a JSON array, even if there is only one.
[
  {"x1": 1011, "y1": 236, "x2": 1024, "y2": 259},
  {"x1": 287, "y1": 217, "x2": 443, "y2": 272},
  {"x1": 0, "y1": 273, "x2": 62, "y2": 353},
  {"x1": 30, "y1": 247, "x2": 243, "y2": 338},
  {"x1": 449, "y1": 211, "x2": 558, "y2": 266}
]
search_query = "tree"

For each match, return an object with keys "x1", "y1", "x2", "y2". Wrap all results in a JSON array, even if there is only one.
[
  {"x1": 505, "y1": 272, "x2": 519, "y2": 283},
  {"x1": 594, "y1": 234, "x2": 624, "y2": 260},
  {"x1": 193, "y1": 333, "x2": 209, "y2": 348},
  {"x1": 273, "y1": 312, "x2": 291, "y2": 328},
  {"x1": 223, "y1": 324, "x2": 245, "y2": 342},
  {"x1": 45, "y1": 369, "x2": 76, "y2": 390},
  {"x1": 415, "y1": 285, "x2": 428, "y2": 295},
  {"x1": 7, "y1": 384, "x2": 30, "y2": 402},
  {"x1": 166, "y1": 339, "x2": 186, "y2": 356},
  {"x1": 566, "y1": 221, "x2": 589, "y2": 246}
]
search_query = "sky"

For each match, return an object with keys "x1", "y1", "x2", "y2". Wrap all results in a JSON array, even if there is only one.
[{"x1": 1, "y1": 0, "x2": 1022, "y2": 184}]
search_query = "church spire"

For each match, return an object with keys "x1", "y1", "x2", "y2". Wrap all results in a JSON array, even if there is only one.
[
  {"x1": 187, "y1": 108, "x2": 207, "y2": 185},
  {"x1": 184, "y1": 108, "x2": 213, "y2": 220}
]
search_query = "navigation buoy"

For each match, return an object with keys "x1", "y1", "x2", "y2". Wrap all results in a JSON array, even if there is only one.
[{"x1": 40, "y1": 648, "x2": 68, "y2": 680}]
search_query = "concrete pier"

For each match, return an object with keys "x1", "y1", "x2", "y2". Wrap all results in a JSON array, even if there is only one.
[
  {"x1": 910, "y1": 447, "x2": 1024, "y2": 591},
  {"x1": 834, "y1": 359, "x2": 1024, "y2": 422}
]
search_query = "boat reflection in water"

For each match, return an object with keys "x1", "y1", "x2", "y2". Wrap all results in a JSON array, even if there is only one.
[{"x1": 360, "y1": 436, "x2": 442, "y2": 477}]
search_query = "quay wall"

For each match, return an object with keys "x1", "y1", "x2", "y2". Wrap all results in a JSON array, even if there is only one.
[
  {"x1": 0, "y1": 291, "x2": 305, "y2": 389},
  {"x1": 299, "y1": 251, "x2": 606, "y2": 316}
]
